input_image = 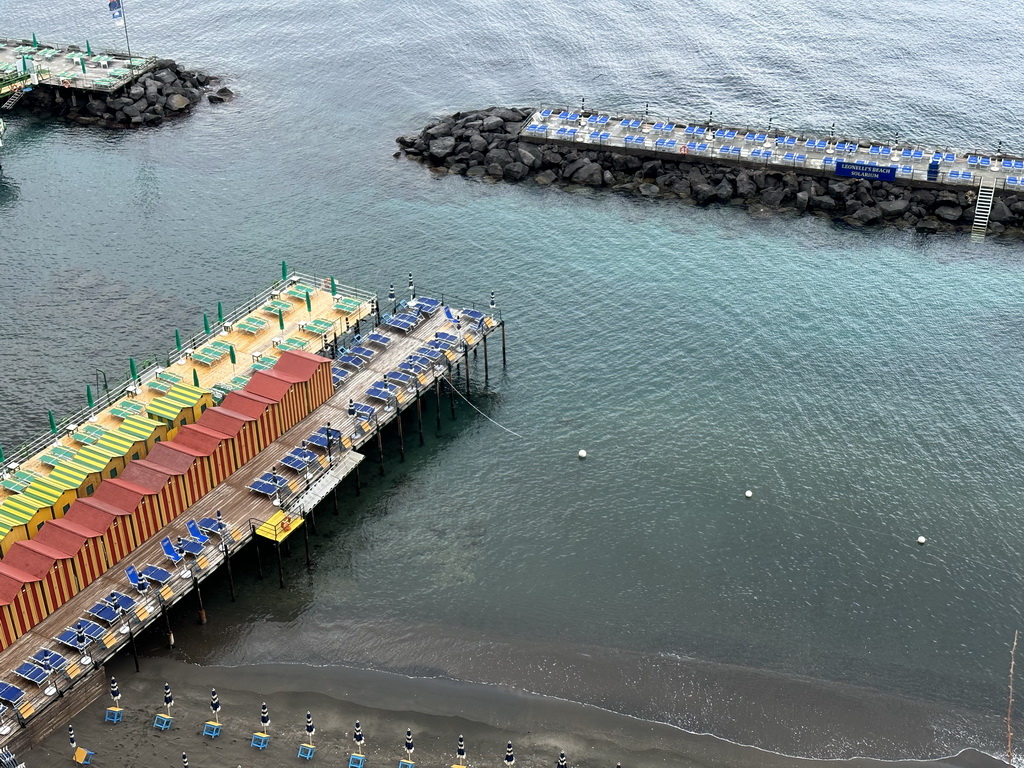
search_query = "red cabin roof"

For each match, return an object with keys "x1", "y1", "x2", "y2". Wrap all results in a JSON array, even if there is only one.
[
  {"x1": 172, "y1": 424, "x2": 228, "y2": 457},
  {"x1": 92, "y1": 479, "x2": 149, "y2": 511},
  {"x1": 0, "y1": 567, "x2": 35, "y2": 604},
  {"x1": 244, "y1": 371, "x2": 292, "y2": 402},
  {"x1": 197, "y1": 407, "x2": 249, "y2": 436},
  {"x1": 4, "y1": 542, "x2": 61, "y2": 579},
  {"x1": 35, "y1": 522, "x2": 89, "y2": 555},
  {"x1": 272, "y1": 350, "x2": 329, "y2": 383},
  {"x1": 142, "y1": 444, "x2": 199, "y2": 476},
  {"x1": 220, "y1": 390, "x2": 273, "y2": 418}
]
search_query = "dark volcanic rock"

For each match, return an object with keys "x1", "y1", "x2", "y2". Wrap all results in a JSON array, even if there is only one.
[
  {"x1": 877, "y1": 199, "x2": 910, "y2": 218},
  {"x1": 428, "y1": 136, "x2": 456, "y2": 159},
  {"x1": 934, "y1": 205, "x2": 963, "y2": 222}
]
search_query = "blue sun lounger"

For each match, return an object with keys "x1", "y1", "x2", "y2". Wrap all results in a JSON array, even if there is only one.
[
  {"x1": 367, "y1": 332, "x2": 392, "y2": 347},
  {"x1": 460, "y1": 309, "x2": 486, "y2": 322},
  {"x1": 406, "y1": 355, "x2": 434, "y2": 369},
  {"x1": 282, "y1": 447, "x2": 318, "y2": 470},
  {"x1": 427, "y1": 338, "x2": 454, "y2": 351},
  {"x1": 398, "y1": 360, "x2": 428, "y2": 375},
  {"x1": 14, "y1": 662, "x2": 49, "y2": 687},
  {"x1": 366, "y1": 382, "x2": 399, "y2": 402},
  {"x1": 160, "y1": 538, "x2": 184, "y2": 564},
  {"x1": 385, "y1": 370, "x2": 414, "y2": 386},
  {"x1": 338, "y1": 354, "x2": 365, "y2": 370},
  {"x1": 174, "y1": 536, "x2": 204, "y2": 556},
  {"x1": 435, "y1": 331, "x2": 459, "y2": 343},
  {"x1": 539, "y1": 109, "x2": 552, "y2": 118},
  {"x1": 0, "y1": 683, "x2": 25, "y2": 705},
  {"x1": 198, "y1": 517, "x2": 230, "y2": 537},
  {"x1": 414, "y1": 346, "x2": 443, "y2": 361},
  {"x1": 140, "y1": 565, "x2": 172, "y2": 584},
  {"x1": 31, "y1": 649, "x2": 67, "y2": 671},
  {"x1": 350, "y1": 345, "x2": 376, "y2": 359},
  {"x1": 331, "y1": 365, "x2": 350, "y2": 387},
  {"x1": 87, "y1": 600, "x2": 119, "y2": 624},
  {"x1": 248, "y1": 472, "x2": 286, "y2": 496}
]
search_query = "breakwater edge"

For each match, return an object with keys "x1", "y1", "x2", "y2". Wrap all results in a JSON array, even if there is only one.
[{"x1": 396, "y1": 107, "x2": 1024, "y2": 238}]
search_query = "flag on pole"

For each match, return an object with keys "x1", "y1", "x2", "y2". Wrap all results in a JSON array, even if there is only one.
[{"x1": 109, "y1": 0, "x2": 125, "y2": 26}]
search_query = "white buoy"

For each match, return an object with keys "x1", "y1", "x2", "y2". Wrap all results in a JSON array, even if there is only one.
[
  {"x1": 917, "y1": 536, "x2": 927, "y2": 545},
  {"x1": 744, "y1": 490, "x2": 753, "y2": 498},
  {"x1": 578, "y1": 450, "x2": 587, "y2": 459}
]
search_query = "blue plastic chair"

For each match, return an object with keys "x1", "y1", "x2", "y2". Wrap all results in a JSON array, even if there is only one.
[{"x1": 251, "y1": 733, "x2": 270, "y2": 749}]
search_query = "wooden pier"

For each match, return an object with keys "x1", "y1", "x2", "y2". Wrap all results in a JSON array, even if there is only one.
[
  {"x1": 520, "y1": 107, "x2": 1024, "y2": 192},
  {"x1": 0, "y1": 272, "x2": 504, "y2": 753}
]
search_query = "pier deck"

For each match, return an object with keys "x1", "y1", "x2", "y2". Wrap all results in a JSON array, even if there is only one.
[
  {"x1": 0, "y1": 38, "x2": 155, "y2": 95},
  {"x1": 0, "y1": 286, "x2": 501, "y2": 750},
  {"x1": 521, "y1": 108, "x2": 1024, "y2": 191}
]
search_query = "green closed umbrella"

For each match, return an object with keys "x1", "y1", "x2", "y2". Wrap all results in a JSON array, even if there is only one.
[
  {"x1": 85, "y1": 40, "x2": 92, "y2": 55},
  {"x1": 203, "y1": 314, "x2": 211, "y2": 335},
  {"x1": 305, "y1": 291, "x2": 312, "y2": 315},
  {"x1": 0, "y1": 444, "x2": 5, "y2": 464},
  {"x1": 278, "y1": 309, "x2": 285, "y2": 331},
  {"x1": 281, "y1": 260, "x2": 288, "y2": 281},
  {"x1": 175, "y1": 329, "x2": 182, "y2": 351},
  {"x1": 192, "y1": 369, "x2": 200, "y2": 388},
  {"x1": 217, "y1": 301, "x2": 224, "y2": 324},
  {"x1": 80, "y1": 57, "x2": 87, "y2": 75},
  {"x1": 129, "y1": 357, "x2": 138, "y2": 381},
  {"x1": 87, "y1": 385, "x2": 94, "y2": 409},
  {"x1": 229, "y1": 346, "x2": 236, "y2": 365},
  {"x1": 330, "y1": 276, "x2": 337, "y2": 296},
  {"x1": 32, "y1": 33, "x2": 38, "y2": 48},
  {"x1": 48, "y1": 410, "x2": 57, "y2": 434}
]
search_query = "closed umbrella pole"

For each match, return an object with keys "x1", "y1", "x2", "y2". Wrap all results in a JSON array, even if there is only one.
[
  {"x1": 281, "y1": 260, "x2": 288, "y2": 281},
  {"x1": 87, "y1": 385, "x2": 94, "y2": 409},
  {"x1": 457, "y1": 735, "x2": 466, "y2": 764},
  {"x1": 330, "y1": 276, "x2": 337, "y2": 296},
  {"x1": 210, "y1": 689, "x2": 221, "y2": 721},
  {"x1": 305, "y1": 711, "x2": 315, "y2": 746},
  {"x1": 229, "y1": 345, "x2": 236, "y2": 366},
  {"x1": 405, "y1": 729, "x2": 414, "y2": 757},
  {"x1": 175, "y1": 329, "x2": 182, "y2": 351},
  {"x1": 305, "y1": 290, "x2": 312, "y2": 315},
  {"x1": 80, "y1": 57, "x2": 86, "y2": 75},
  {"x1": 217, "y1": 301, "x2": 224, "y2": 324},
  {"x1": 193, "y1": 369, "x2": 200, "y2": 388},
  {"x1": 86, "y1": 39, "x2": 92, "y2": 55},
  {"x1": 505, "y1": 741, "x2": 515, "y2": 765},
  {"x1": 203, "y1": 314, "x2": 211, "y2": 335},
  {"x1": 278, "y1": 309, "x2": 285, "y2": 331},
  {"x1": 353, "y1": 721, "x2": 364, "y2": 749},
  {"x1": 109, "y1": 676, "x2": 121, "y2": 706},
  {"x1": 129, "y1": 357, "x2": 137, "y2": 381},
  {"x1": 260, "y1": 702, "x2": 269, "y2": 734},
  {"x1": 48, "y1": 410, "x2": 57, "y2": 434},
  {"x1": 164, "y1": 682, "x2": 173, "y2": 716}
]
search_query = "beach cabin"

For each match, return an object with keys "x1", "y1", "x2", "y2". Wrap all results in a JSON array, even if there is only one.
[
  {"x1": 75, "y1": 442, "x2": 128, "y2": 481},
  {"x1": 273, "y1": 350, "x2": 335, "y2": 414},
  {"x1": 220, "y1": 389, "x2": 281, "y2": 448},
  {"x1": 118, "y1": 459, "x2": 188, "y2": 526},
  {"x1": 90, "y1": 477, "x2": 167, "y2": 545},
  {"x1": 197, "y1": 404, "x2": 263, "y2": 468},
  {"x1": 19, "y1": 477, "x2": 77, "y2": 521},
  {"x1": 3, "y1": 540, "x2": 79, "y2": 613},
  {"x1": 64, "y1": 498, "x2": 138, "y2": 568},
  {"x1": 35, "y1": 519, "x2": 107, "y2": 590},
  {"x1": 116, "y1": 414, "x2": 168, "y2": 456},
  {"x1": 172, "y1": 423, "x2": 237, "y2": 488},
  {"x1": 146, "y1": 384, "x2": 213, "y2": 439},
  {"x1": 0, "y1": 565, "x2": 48, "y2": 650},
  {"x1": 245, "y1": 370, "x2": 307, "y2": 434},
  {"x1": 140, "y1": 443, "x2": 207, "y2": 510},
  {"x1": 45, "y1": 459, "x2": 104, "y2": 499},
  {"x1": 0, "y1": 497, "x2": 40, "y2": 554}
]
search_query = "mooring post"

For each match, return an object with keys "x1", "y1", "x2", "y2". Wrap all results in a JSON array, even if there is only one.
[
  {"x1": 501, "y1": 320, "x2": 507, "y2": 366},
  {"x1": 483, "y1": 334, "x2": 489, "y2": 385},
  {"x1": 353, "y1": 464, "x2": 361, "y2": 496},
  {"x1": 192, "y1": 573, "x2": 206, "y2": 625},
  {"x1": 276, "y1": 541, "x2": 285, "y2": 589},
  {"x1": 446, "y1": 360, "x2": 456, "y2": 419},
  {"x1": 308, "y1": 506, "x2": 318, "y2": 535},
  {"x1": 416, "y1": 390, "x2": 425, "y2": 446},
  {"x1": 464, "y1": 345, "x2": 471, "y2": 397},
  {"x1": 376, "y1": 426, "x2": 385, "y2": 475},
  {"x1": 223, "y1": 541, "x2": 236, "y2": 602},
  {"x1": 126, "y1": 616, "x2": 140, "y2": 673},
  {"x1": 332, "y1": 485, "x2": 340, "y2": 515}
]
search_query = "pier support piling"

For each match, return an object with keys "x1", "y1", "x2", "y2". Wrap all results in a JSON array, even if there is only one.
[
  {"x1": 464, "y1": 346, "x2": 471, "y2": 398},
  {"x1": 416, "y1": 391, "x2": 425, "y2": 446},
  {"x1": 483, "y1": 335, "x2": 489, "y2": 386},
  {"x1": 501, "y1": 321, "x2": 507, "y2": 367},
  {"x1": 161, "y1": 604, "x2": 174, "y2": 649},
  {"x1": 252, "y1": 524, "x2": 264, "y2": 580},
  {"x1": 376, "y1": 428, "x2": 385, "y2": 476},
  {"x1": 396, "y1": 407, "x2": 405, "y2": 462},
  {"x1": 332, "y1": 485, "x2": 340, "y2": 515},
  {"x1": 353, "y1": 465, "x2": 361, "y2": 496},
  {"x1": 223, "y1": 542, "x2": 236, "y2": 602},
  {"x1": 302, "y1": 514, "x2": 312, "y2": 571},
  {"x1": 126, "y1": 618, "x2": 140, "y2": 673},
  {"x1": 435, "y1": 379, "x2": 442, "y2": 429},
  {"x1": 192, "y1": 573, "x2": 207, "y2": 625},
  {"x1": 275, "y1": 541, "x2": 285, "y2": 589}
]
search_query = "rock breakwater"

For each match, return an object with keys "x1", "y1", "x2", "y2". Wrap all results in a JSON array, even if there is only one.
[
  {"x1": 18, "y1": 59, "x2": 233, "y2": 128},
  {"x1": 397, "y1": 107, "x2": 1024, "y2": 237}
]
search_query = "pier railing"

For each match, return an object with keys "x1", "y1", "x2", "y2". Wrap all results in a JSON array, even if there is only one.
[{"x1": 2, "y1": 271, "x2": 376, "y2": 471}]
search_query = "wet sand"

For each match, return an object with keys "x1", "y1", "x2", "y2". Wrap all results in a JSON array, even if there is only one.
[{"x1": 25, "y1": 655, "x2": 1007, "y2": 768}]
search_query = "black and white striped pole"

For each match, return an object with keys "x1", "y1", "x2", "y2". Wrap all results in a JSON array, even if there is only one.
[
  {"x1": 558, "y1": 751, "x2": 567, "y2": 768},
  {"x1": 457, "y1": 734, "x2": 466, "y2": 764},
  {"x1": 182, "y1": 753, "x2": 189, "y2": 768},
  {"x1": 405, "y1": 728, "x2": 414, "y2": 757},
  {"x1": 353, "y1": 721, "x2": 364, "y2": 750},
  {"x1": 305, "y1": 711, "x2": 315, "y2": 746},
  {"x1": 505, "y1": 741, "x2": 515, "y2": 765},
  {"x1": 68, "y1": 725, "x2": 76, "y2": 754},
  {"x1": 260, "y1": 702, "x2": 270, "y2": 734}
]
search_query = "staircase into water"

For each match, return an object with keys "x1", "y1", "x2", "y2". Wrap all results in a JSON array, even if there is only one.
[
  {"x1": 972, "y1": 182, "x2": 996, "y2": 241},
  {"x1": 0, "y1": 89, "x2": 24, "y2": 110}
]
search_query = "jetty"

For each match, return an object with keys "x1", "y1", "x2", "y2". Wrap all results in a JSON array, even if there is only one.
[
  {"x1": 0, "y1": 267, "x2": 504, "y2": 753},
  {"x1": 399, "y1": 106, "x2": 1024, "y2": 238}
]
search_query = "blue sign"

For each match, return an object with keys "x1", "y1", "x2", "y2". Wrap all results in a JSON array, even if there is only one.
[
  {"x1": 109, "y1": 0, "x2": 124, "y2": 24},
  {"x1": 835, "y1": 160, "x2": 896, "y2": 182}
]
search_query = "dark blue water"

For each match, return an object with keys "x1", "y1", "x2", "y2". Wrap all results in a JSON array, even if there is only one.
[{"x1": 1, "y1": 0, "x2": 1023, "y2": 760}]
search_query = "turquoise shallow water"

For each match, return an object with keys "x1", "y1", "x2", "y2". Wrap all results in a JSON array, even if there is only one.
[{"x1": 1, "y1": 0, "x2": 1024, "y2": 759}]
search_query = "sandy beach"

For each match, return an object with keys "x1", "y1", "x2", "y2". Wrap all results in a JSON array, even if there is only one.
[{"x1": 23, "y1": 655, "x2": 1006, "y2": 768}]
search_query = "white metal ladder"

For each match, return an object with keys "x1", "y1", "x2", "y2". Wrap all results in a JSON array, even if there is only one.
[{"x1": 971, "y1": 181, "x2": 996, "y2": 241}]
